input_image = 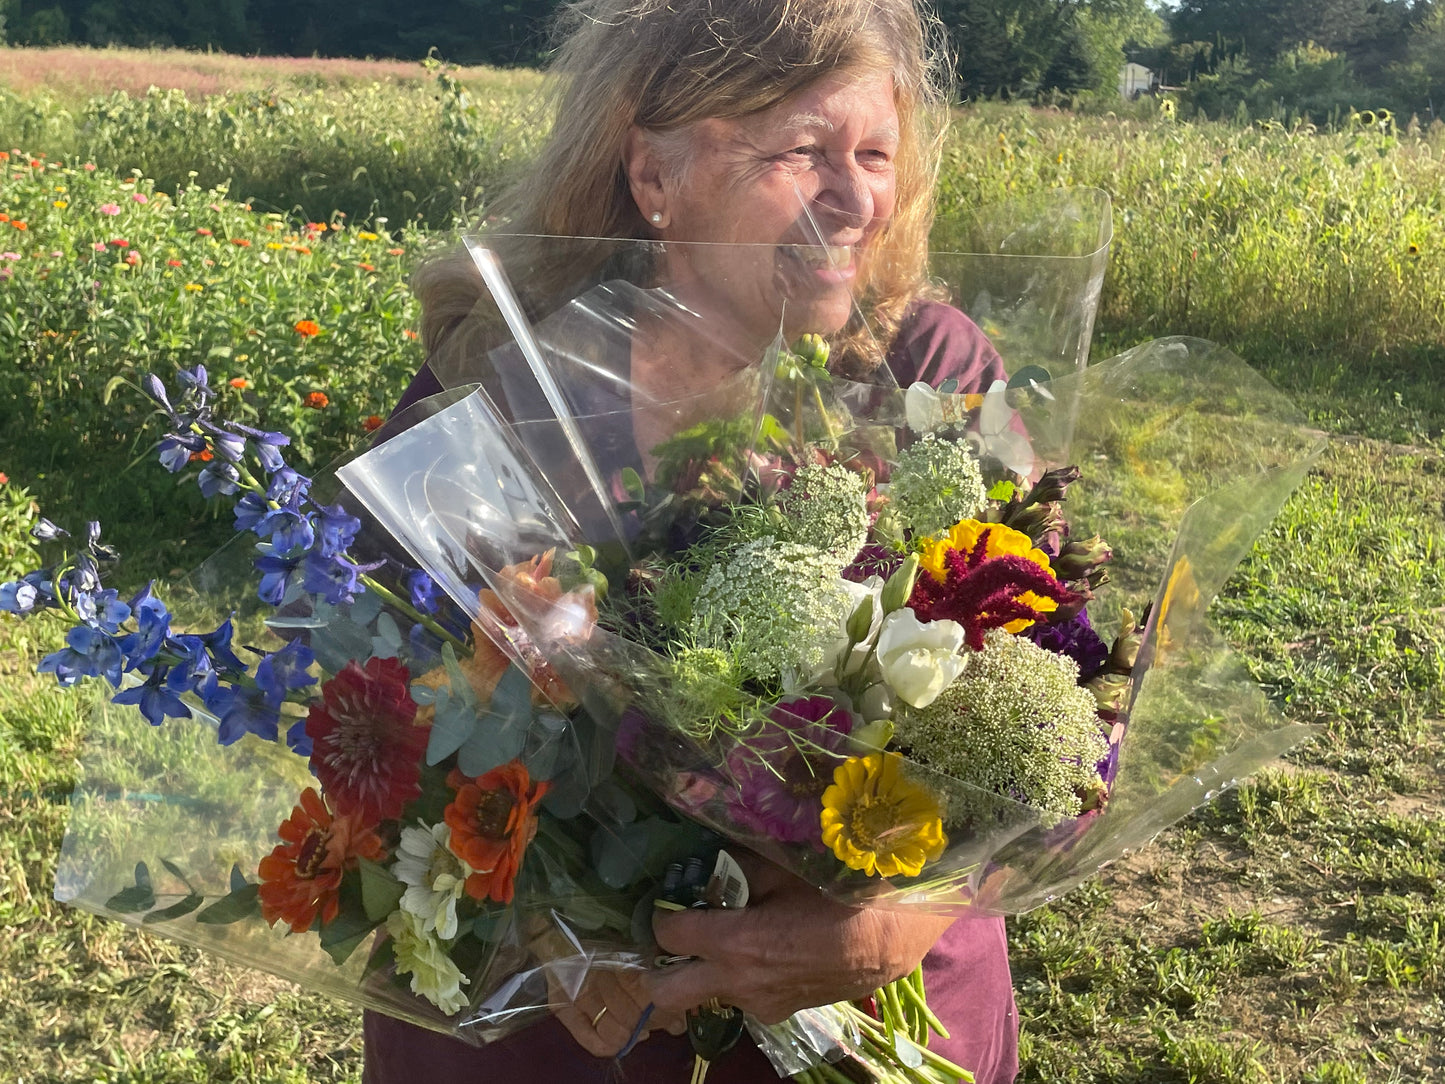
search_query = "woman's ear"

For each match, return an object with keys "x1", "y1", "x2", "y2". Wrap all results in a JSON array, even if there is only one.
[{"x1": 622, "y1": 126, "x2": 670, "y2": 229}]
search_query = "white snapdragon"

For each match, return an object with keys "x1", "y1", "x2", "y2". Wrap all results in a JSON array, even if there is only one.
[{"x1": 875, "y1": 608, "x2": 968, "y2": 709}]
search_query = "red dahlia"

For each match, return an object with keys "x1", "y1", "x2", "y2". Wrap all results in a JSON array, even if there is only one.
[{"x1": 305, "y1": 656, "x2": 429, "y2": 826}]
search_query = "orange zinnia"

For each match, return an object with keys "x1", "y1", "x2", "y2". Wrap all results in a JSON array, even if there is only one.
[
  {"x1": 229, "y1": 377, "x2": 249, "y2": 389},
  {"x1": 473, "y1": 550, "x2": 598, "y2": 709},
  {"x1": 362, "y1": 414, "x2": 383, "y2": 432},
  {"x1": 444, "y1": 762, "x2": 548, "y2": 905},
  {"x1": 231, "y1": 237, "x2": 252, "y2": 247},
  {"x1": 257, "y1": 787, "x2": 386, "y2": 933},
  {"x1": 294, "y1": 319, "x2": 321, "y2": 338},
  {"x1": 304, "y1": 391, "x2": 329, "y2": 409}
]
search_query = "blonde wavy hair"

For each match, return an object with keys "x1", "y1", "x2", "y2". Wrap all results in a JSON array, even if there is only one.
[{"x1": 416, "y1": 0, "x2": 952, "y2": 380}]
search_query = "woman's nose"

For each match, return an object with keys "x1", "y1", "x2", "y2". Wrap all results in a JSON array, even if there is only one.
[{"x1": 812, "y1": 156, "x2": 875, "y2": 230}]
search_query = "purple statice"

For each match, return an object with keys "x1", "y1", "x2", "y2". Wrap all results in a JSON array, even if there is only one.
[
  {"x1": 1024, "y1": 608, "x2": 1109, "y2": 683},
  {"x1": 725, "y1": 696, "x2": 854, "y2": 846}
]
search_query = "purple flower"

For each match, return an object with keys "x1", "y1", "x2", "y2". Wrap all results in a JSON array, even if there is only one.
[
  {"x1": 1, "y1": 575, "x2": 44, "y2": 614},
  {"x1": 312, "y1": 503, "x2": 361, "y2": 558},
  {"x1": 119, "y1": 583, "x2": 171, "y2": 669},
  {"x1": 270, "y1": 513, "x2": 315, "y2": 555},
  {"x1": 157, "y1": 432, "x2": 207, "y2": 473},
  {"x1": 31, "y1": 517, "x2": 68, "y2": 542},
  {"x1": 198, "y1": 460, "x2": 241, "y2": 498},
  {"x1": 265, "y1": 467, "x2": 310, "y2": 510},
  {"x1": 74, "y1": 587, "x2": 130, "y2": 633},
  {"x1": 254, "y1": 640, "x2": 316, "y2": 703},
  {"x1": 1024, "y1": 608, "x2": 1109, "y2": 683},
  {"x1": 725, "y1": 696, "x2": 854, "y2": 845},
  {"x1": 408, "y1": 570, "x2": 440, "y2": 614},
  {"x1": 201, "y1": 675, "x2": 282, "y2": 744},
  {"x1": 303, "y1": 551, "x2": 378, "y2": 605},
  {"x1": 843, "y1": 544, "x2": 903, "y2": 584},
  {"x1": 255, "y1": 544, "x2": 305, "y2": 605},
  {"x1": 39, "y1": 625, "x2": 124, "y2": 687},
  {"x1": 112, "y1": 666, "x2": 193, "y2": 726}
]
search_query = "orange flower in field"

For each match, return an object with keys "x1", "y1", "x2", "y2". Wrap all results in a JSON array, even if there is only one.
[
  {"x1": 258, "y1": 787, "x2": 386, "y2": 933},
  {"x1": 167, "y1": 259, "x2": 182, "y2": 267},
  {"x1": 362, "y1": 414, "x2": 383, "y2": 432},
  {"x1": 294, "y1": 319, "x2": 321, "y2": 338},
  {"x1": 357, "y1": 262, "x2": 375, "y2": 272},
  {"x1": 229, "y1": 377, "x2": 249, "y2": 389},
  {"x1": 291, "y1": 245, "x2": 312, "y2": 254},
  {"x1": 196, "y1": 228, "x2": 212, "y2": 236},
  {"x1": 444, "y1": 762, "x2": 548, "y2": 905},
  {"x1": 0, "y1": 214, "x2": 9, "y2": 223},
  {"x1": 12, "y1": 221, "x2": 27, "y2": 231},
  {"x1": 387, "y1": 247, "x2": 405, "y2": 256},
  {"x1": 305, "y1": 391, "x2": 329, "y2": 410},
  {"x1": 0, "y1": 472, "x2": 9, "y2": 484},
  {"x1": 0, "y1": 152, "x2": 7, "y2": 161},
  {"x1": 124, "y1": 251, "x2": 141, "y2": 266},
  {"x1": 231, "y1": 238, "x2": 252, "y2": 247},
  {"x1": 403, "y1": 329, "x2": 418, "y2": 341}
]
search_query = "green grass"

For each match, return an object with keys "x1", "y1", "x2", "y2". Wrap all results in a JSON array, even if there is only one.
[{"x1": 2, "y1": 60, "x2": 1444, "y2": 1082}]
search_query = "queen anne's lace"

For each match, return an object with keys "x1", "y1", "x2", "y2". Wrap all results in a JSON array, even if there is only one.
[
  {"x1": 775, "y1": 462, "x2": 871, "y2": 561},
  {"x1": 895, "y1": 630, "x2": 1106, "y2": 817},
  {"x1": 689, "y1": 539, "x2": 853, "y2": 685},
  {"x1": 887, "y1": 434, "x2": 987, "y2": 538}
]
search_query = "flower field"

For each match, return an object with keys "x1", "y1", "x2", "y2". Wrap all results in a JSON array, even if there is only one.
[{"x1": 1, "y1": 51, "x2": 1444, "y2": 1084}]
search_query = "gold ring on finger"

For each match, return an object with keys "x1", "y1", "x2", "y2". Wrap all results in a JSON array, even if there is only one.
[{"x1": 591, "y1": 1006, "x2": 608, "y2": 1028}]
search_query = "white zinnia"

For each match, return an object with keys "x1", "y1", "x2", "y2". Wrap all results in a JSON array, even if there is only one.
[
  {"x1": 386, "y1": 908, "x2": 470, "y2": 1015},
  {"x1": 392, "y1": 821, "x2": 471, "y2": 941},
  {"x1": 875, "y1": 608, "x2": 968, "y2": 709}
]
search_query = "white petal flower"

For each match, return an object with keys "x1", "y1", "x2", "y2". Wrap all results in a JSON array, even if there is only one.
[
  {"x1": 386, "y1": 908, "x2": 470, "y2": 1015},
  {"x1": 392, "y1": 821, "x2": 471, "y2": 941},
  {"x1": 876, "y1": 608, "x2": 967, "y2": 709}
]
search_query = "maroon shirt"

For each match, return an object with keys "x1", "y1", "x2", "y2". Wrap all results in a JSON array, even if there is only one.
[{"x1": 365, "y1": 300, "x2": 1019, "y2": 1084}]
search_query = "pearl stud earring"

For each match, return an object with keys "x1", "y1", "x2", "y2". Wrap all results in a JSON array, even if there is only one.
[{"x1": 650, "y1": 211, "x2": 663, "y2": 224}]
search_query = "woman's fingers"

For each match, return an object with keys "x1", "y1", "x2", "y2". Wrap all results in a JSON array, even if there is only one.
[{"x1": 551, "y1": 971, "x2": 655, "y2": 1058}]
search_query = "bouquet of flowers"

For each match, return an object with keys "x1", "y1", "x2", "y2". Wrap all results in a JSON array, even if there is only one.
[{"x1": 3, "y1": 190, "x2": 1320, "y2": 1082}]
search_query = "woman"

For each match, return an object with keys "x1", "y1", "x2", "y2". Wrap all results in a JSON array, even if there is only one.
[{"x1": 366, "y1": 0, "x2": 1019, "y2": 1080}]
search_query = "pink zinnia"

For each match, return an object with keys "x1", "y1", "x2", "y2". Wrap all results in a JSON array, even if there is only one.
[
  {"x1": 132, "y1": 193, "x2": 148, "y2": 203},
  {"x1": 99, "y1": 203, "x2": 120, "y2": 216},
  {"x1": 725, "y1": 696, "x2": 854, "y2": 845}
]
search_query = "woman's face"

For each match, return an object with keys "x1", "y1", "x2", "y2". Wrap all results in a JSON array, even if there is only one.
[{"x1": 633, "y1": 68, "x2": 901, "y2": 347}]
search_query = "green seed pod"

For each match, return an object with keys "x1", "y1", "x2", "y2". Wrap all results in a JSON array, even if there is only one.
[{"x1": 846, "y1": 593, "x2": 875, "y2": 644}]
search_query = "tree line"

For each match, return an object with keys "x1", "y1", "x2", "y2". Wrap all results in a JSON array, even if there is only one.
[{"x1": 1, "y1": 0, "x2": 1441, "y2": 123}]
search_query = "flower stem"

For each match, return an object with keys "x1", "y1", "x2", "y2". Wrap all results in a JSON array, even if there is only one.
[{"x1": 359, "y1": 573, "x2": 468, "y2": 653}]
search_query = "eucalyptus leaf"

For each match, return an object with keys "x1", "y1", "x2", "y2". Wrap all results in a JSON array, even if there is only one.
[
  {"x1": 522, "y1": 712, "x2": 572, "y2": 781},
  {"x1": 348, "y1": 590, "x2": 385, "y2": 628},
  {"x1": 159, "y1": 857, "x2": 197, "y2": 894},
  {"x1": 426, "y1": 687, "x2": 476, "y2": 765},
  {"x1": 441, "y1": 642, "x2": 478, "y2": 709},
  {"x1": 229, "y1": 864, "x2": 249, "y2": 895},
  {"x1": 371, "y1": 612, "x2": 403, "y2": 660},
  {"x1": 587, "y1": 779, "x2": 638, "y2": 827},
  {"x1": 309, "y1": 617, "x2": 373, "y2": 673}
]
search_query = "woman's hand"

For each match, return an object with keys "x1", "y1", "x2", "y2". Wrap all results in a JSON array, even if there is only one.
[
  {"x1": 645, "y1": 856, "x2": 954, "y2": 1025},
  {"x1": 551, "y1": 968, "x2": 688, "y2": 1058}
]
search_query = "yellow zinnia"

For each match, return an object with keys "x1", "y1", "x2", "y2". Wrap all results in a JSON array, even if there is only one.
[
  {"x1": 820, "y1": 752, "x2": 946, "y2": 878},
  {"x1": 918, "y1": 519, "x2": 1060, "y2": 632}
]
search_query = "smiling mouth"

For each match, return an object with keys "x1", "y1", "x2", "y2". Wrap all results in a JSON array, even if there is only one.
[{"x1": 783, "y1": 244, "x2": 854, "y2": 270}]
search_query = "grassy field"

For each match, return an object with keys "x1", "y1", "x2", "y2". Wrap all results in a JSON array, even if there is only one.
[{"x1": 1, "y1": 48, "x2": 1443, "y2": 1084}]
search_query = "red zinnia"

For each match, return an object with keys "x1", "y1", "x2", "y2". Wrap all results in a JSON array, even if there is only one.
[
  {"x1": 362, "y1": 414, "x2": 383, "y2": 432},
  {"x1": 0, "y1": 472, "x2": 9, "y2": 484},
  {"x1": 444, "y1": 762, "x2": 549, "y2": 905},
  {"x1": 294, "y1": 319, "x2": 321, "y2": 338},
  {"x1": 257, "y1": 787, "x2": 386, "y2": 933},
  {"x1": 109, "y1": 238, "x2": 128, "y2": 247},
  {"x1": 167, "y1": 259, "x2": 183, "y2": 267},
  {"x1": 304, "y1": 391, "x2": 329, "y2": 409},
  {"x1": 304, "y1": 657, "x2": 429, "y2": 825}
]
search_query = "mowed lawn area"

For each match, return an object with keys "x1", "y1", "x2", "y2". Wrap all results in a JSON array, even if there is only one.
[{"x1": 1, "y1": 46, "x2": 1443, "y2": 1084}]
